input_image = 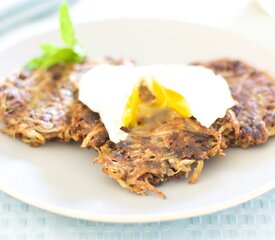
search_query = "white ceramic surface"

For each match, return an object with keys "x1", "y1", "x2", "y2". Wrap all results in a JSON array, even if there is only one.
[{"x1": 0, "y1": 19, "x2": 274, "y2": 223}]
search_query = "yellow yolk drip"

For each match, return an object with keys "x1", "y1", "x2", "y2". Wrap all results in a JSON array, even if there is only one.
[
  {"x1": 122, "y1": 79, "x2": 191, "y2": 128},
  {"x1": 151, "y1": 80, "x2": 191, "y2": 117},
  {"x1": 122, "y1": 86, "x2": 141, "y2": 128}
]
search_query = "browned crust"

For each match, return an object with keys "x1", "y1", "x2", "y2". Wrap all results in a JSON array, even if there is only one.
[
  {"x1": 68, "y1": 101, "x2": 108, "y2": 149},
  {"x1": 97, "y1": 110, "x2": 223, "y2": 198},
  {"x1": 98, "y1": 59, "x2": 275, "y2": 197},
  {"x1": 196, "y1": 59, "x2": 275, "y2": 148},
  {"x1": 0, "y1": 65, "x2": 76, "y2": 146},
  {"x1": 0, "y1": 58, "x2": 274, "y2": 198},
  {"x1": 1, "y1": 60, "x2": 105, "y2": 148},
  {"x1": 0, "y1": 57, "x2": 133, "y2": 148}
]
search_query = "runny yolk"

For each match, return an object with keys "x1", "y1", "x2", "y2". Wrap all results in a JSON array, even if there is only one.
[
  {"x1": 122, "y1": 79, "x2": 191, "y2": 128},
  {"x1": 122, "y1": 85, "x2": 141, "y2": 128}
]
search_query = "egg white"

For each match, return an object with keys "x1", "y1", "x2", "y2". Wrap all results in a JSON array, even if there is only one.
[
  {"x1": 79, "y1": 64, "x2": 235, "y2": 143},
  {"x1": 79, "y1": 64, "x2": 138, "y2": 143}
]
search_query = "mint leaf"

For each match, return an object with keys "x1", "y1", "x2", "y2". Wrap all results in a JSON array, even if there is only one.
[
  {"x1": 40, "y1": 43, "x2": 60, "y2": 54},
  {"x1": 40, "y1": 48, "x2": 83, "y2": 68},
  {"x1": 24, "y1": 57, "x2": 44, "y2": 70},
  {"x1": 25, "y1": 0, "x2": 86, "y2": 70},
  {"x1": 59, "y1": 1, "x2": 77, "y2": 47},
  {"x1": 25, "y1": 47, "x2": 83, "y2": 69}
]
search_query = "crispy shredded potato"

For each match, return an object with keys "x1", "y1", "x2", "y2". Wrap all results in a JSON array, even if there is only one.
[
  {"x1": 0, "y1": 58, "x2": 274, "y2": 198},
  {"x1": 0, "y1": 57, "x2": 131, "y2": 148},
  {"x1": 97, "y1": 109, "x2": 223, "y2": 198},
  {"x1": 197, "y1": 59, "x2": 275, "y2": 148}
]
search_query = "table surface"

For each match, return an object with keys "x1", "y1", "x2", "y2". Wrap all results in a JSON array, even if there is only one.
[{"x1": 0, "y1": 0, "x2": 274, "y2": 239}]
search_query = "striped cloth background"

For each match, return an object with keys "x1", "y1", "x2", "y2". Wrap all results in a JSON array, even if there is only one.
[{"x1": 0, "y1": 0, "x2": 76, "y2": 36}]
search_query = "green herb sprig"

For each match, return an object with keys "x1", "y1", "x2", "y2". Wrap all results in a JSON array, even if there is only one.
[{"x1": 25, "y1": 1, "x2": 86, "y2": 69}]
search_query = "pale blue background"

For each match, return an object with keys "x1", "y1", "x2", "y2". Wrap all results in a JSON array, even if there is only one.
[{"x1": 0, "y1": 190, "x2": 274, "y2": 239}]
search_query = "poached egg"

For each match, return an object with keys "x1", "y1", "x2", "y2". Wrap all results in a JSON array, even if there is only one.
[{"x1": 79, "y1": 64, "x2": 235, "y2": 143}]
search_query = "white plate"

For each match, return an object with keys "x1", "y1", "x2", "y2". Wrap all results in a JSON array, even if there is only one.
[{"x1": 0, "y1": 19, "x2": 274, "y2": 223}]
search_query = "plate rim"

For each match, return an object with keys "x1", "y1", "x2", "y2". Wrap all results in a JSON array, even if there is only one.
[
  {"x1": 0, "y1": 176, "x2": 274, "y2": 223},
  {"x1": 1, "y1": 17, "x2": 275, "y2": 56}
]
